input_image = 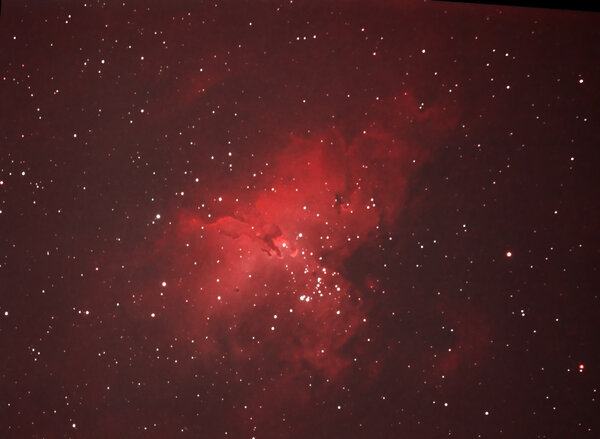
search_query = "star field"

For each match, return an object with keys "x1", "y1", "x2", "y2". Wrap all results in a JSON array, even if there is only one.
[{"x1": 0, "y1": 1, "x2": 599, "y2": 438}]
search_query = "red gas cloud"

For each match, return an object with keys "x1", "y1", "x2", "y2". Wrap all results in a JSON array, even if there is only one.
[{"x1": 143, "y1": 92, "x2": 458, "y2": 396}]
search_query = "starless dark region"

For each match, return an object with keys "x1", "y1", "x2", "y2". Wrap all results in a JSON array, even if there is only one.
[
  {"x1": 434, "y1": 0, "x2": 599, "y2": 13},
  {"x1": 0, "y1": 1, "x2": 598, "y2": 438}
]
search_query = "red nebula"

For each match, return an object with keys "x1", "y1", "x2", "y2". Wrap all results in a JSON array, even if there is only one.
[{"x1": 142, "y1": 93, "x2": 458, "y2": 400}]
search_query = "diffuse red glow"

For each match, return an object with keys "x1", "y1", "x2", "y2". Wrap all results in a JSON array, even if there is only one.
[
  {"x1": 143, "y1": 93, "x2": 462, "y2": 388},
  {"x1": 158, "y1": 128, "x2": 416, "y2": 379}
]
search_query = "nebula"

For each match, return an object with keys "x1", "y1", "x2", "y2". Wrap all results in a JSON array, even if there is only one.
[{"x1": 136, "y1": 93, "x2": 458, "y2": 404}]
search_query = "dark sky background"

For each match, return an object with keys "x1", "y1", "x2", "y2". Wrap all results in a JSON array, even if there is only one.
[{"x1": 1, "y1": 1, "x2": 599, "y2": 438}]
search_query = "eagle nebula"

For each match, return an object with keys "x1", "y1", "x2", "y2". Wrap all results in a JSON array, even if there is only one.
[{"x1": 135, "y1": 93, "x2": 458, "y2": 433}]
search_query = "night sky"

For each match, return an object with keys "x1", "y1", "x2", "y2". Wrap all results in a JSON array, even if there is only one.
[{"x1": 1, "y1": 1, "x2": 599, "y2": 438}]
